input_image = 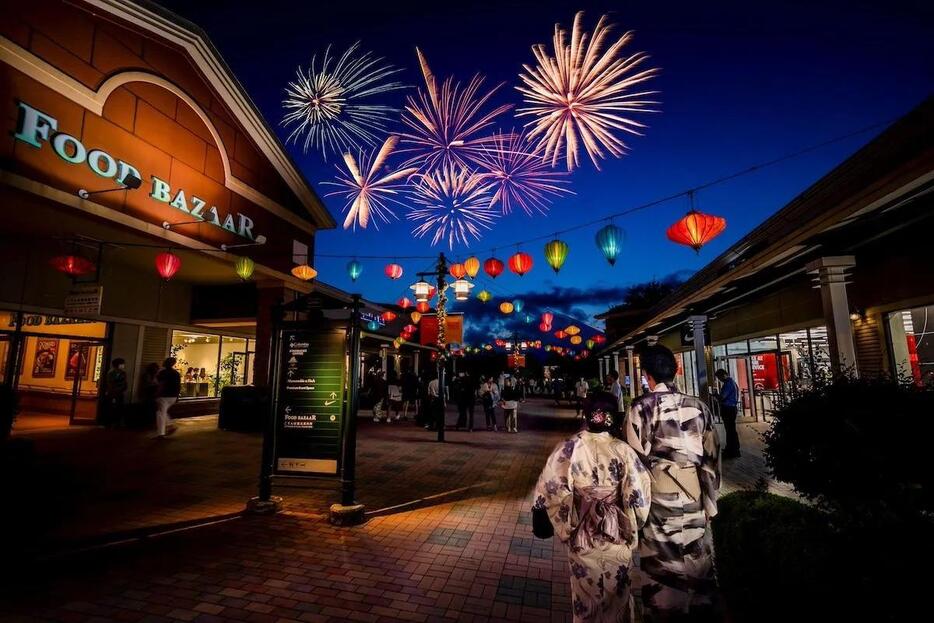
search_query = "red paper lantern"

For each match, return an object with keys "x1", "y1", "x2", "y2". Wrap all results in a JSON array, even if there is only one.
[
  {"x1": 593, "y1": 335, "x2": 607, "y2": 344},
  {"x1": 403, "y1": 324, "x2": 418, "y2": 335},
  {"x1": 50, "y1": 255, "x2": 95, "y2": 277},
  {"x1": 381, "y1": 310, "x2": 398, "y2": 323},
  {"x1": 155, "y1": 251, "x2": 182, "y2": 281},
  {"x1": 539, "y1": 322, "x2": 550, "y2": 332},
  {"x1": 448, "y1": 263, "x2": 467, "y2": 279},
  {"x1": 484, "y1": 256, "x2": 504, "y2": 279},
  {"x1": 427, "y1": 285, "x2": 437, "y2": 299},
  {"x1": 384, "y1": 263, "x2": 404, "y2": 279},
  {"x1": 508, "y1": 251, "x2": 533, "y2": 276},
  {"x1": 416, "y1": 301, "x2": 431, "y2": 313},
  {"x1": 554, "y1": 330, "x2": 567, "y2": 339},
  {"x1": 541, "y1": 312, "x2": 554, "y2": 326},
  {"x1": 666, "y1": 207, "x2": 727, "y2": 252},
  {"x1": 397, "y1": 297, "x2": 413, "y2": 309}
]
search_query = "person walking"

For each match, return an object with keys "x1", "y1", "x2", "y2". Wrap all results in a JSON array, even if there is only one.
[
  {"x1": 624, "y1": 345, "x2": 721, "y2": 620},
  {"x1": 715, "y1": 369, "x2": 741, "y2": 458},
  {"x1": 387, "y1": 372, "x2": 403, "y2": 421},
  {"x1": 501, "y1": 378, "x2": 520, "y2": 433},
  {"x1": 480, "y1": 376, "x2": 499, "y2": 431},
  {"x1": 533, "y1": 390, "x2": 652, "y2": 622},
  {"x1": 401, "y1": 367, "x2": 419, "y2": 421},
  {"x1": 103, "y1": 358, "x2": 128, "y2": 427},
  {"x1": 574, "y1": 377, "x2": 589, "y2": 416},
  {"x1": 371, "y1": 370, "x2": 388, "y2": 422},
  {"x1": 154, "y1": 357, "x2": 180, "y2": 438}
]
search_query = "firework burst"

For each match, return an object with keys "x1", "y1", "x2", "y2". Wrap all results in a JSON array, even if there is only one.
[
  {"x1": 516, "y1": 12, "x2": 659, "y2": 171},
  {"x1": 408, "y1": 164, "x2": 498, "y2": 249},
  {"x1": 283, "y1": 42, "x2": 406, "y2": 160},
  {"x1": 399, "y1": 49, "x2": 513, "y2": 171},
  {"x1": 474, "y1": 130, "x2": 574, "y2": 216},
  {"x1": 323, "y1": 136, "x2": 419, "y2": 230}
]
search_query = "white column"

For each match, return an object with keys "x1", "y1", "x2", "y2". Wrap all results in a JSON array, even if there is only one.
[
  {"x1": 688, "y1": 315, "x2": 710, "y2": 400},
  {"x1": 380, "y1": 346, "x2": 388, "y2": 374},
  {"x1": 613, "y1": 352, "x2": 620, "y2": 375},
  {"x1": 598, "y1": 356, "x2": 604, "y2": 379},
  {"x1": 807, "y1": 256, "x2": 858, "y2": 376},
  {"x1": 626, "y1": 346, "x2": 636, "y2": 398}
]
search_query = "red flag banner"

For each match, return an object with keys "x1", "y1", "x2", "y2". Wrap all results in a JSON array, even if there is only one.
[{"x1": 419, "y1": 313, "x2": 464, "y2": 346}]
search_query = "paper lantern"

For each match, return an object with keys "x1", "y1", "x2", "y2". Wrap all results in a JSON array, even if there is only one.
[
  {"x1": 593, "y1": 335, "x2": 607, "y2": 344},
  {"x1": 541, "y1": 312, "x2": 554, "y2": 326},
  {"x1": 544, "y1": 345, "x2": 552, "y2": 352},
  {"x1": 477, "y1": 290, "x2": 492, "y2": 303},
  {"x1": 586, "y1": 339, "x2": 596, "y2": 349},
  {"x1": 667, "y1": 210, "x2": 727, "y2": 252},
  {"x1": 464, "y1": 256, "x2": 480, "y2": 278},
  {"x1": 397, "y1": 297, "x2": 413, "y2": 309},
  {"x1": 50, "y1": 255, "x2": 95, "y2": 277},
  {"x1": 495, "y1": 338, "x2": 506, "y2": 347},
  {"x1": 565, "y1": 325, "x2": 581, "y2": 336},
  {"x1": 449, "y1": 263, "x2": 467, "y2": 279},
  {"x1": 595, "y1": 223, "x2": 625, "y2": 266},
  {"x1": 543, "y1": 238, "x2": 569, "y2": 273},
  {"x1": 347, "y1": 259, "x2": 363, "y2": 282},
  {"x1": 484, "y1": 256, "x2": 504, "y2": 278},
  {"x1": 539, "y1": 322, "x2": 550, "y2": 332},
  {"x1": 381, "y1": 310, "x2": 397, "y2": 323},
  {"x1": 367, "y1": 320, "x2": 379, "y2": 331},
  {"x1": 411, "y1": 311, "x2": 423, "y2": 324},
  {"x1": 411, "y1": 279, "x2": 431, "y2": 302},
  {"x1": 512, "y1": 299, "x2": 524, "y2": 313},
  {"x1": 554, "y1": 330, "x2": 567, "y2": 339},
  {"x1": 416, "y1": 301, "x2": 431, "y2": 314},
  {"x1": 291, "y1": 263, "x2": 318, "y2": 281},
  {"x1": 384, "y1": 263, "x2": 404, "y2": 279},
  {"x1": 570, "y1": 335, "x2": 582, "y2": 345},
  {"x1": 403, "y1": 324, "x2": 418, "y2": 335},
  {"x1": 508, "y1": 251, "x2": 533, "y2": 276},
  {"x1": 427, "y1": 285, "x2": 437, "y2": 299},
  {"x1": 234, "y1": 256, "x2": 255, "y2": 281},
  {"x1": 155, "y1": 251, "x2": 182, "y2": 281},
  {"x1": 393, "y1": 338, "x2": 402, "y2": 349},
  {"x1": 523, "y1": 313, "x2": 534, "y2": 324},
  {"x1": 453, "y1": 278, "x2": 474, "y2": 301},
  {"x1": 499, "y1": 301, "x2": 514, "y2": 314}
]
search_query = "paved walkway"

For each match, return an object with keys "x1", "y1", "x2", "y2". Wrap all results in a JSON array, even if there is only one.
[{"x1": 0, "y1": 398, "x2": 791, "y2": 623}]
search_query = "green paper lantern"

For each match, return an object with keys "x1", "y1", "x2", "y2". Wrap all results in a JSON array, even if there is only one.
[
  {"x1": 234, "y1": 256, "x2": 255, "y2": 281},
  {"x1": 544, "y1": 238, "x2": 569, "y2": 273}
]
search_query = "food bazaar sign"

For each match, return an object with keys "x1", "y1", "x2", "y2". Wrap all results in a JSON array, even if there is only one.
[{"x1": 13, "y1": 101, "x2": 262, "y2": 242}]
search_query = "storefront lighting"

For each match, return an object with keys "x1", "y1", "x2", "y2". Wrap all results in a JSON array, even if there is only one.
[
  {"x1": 291, "y1": 263, "x2": 318, "y2": 281},
  {"x1": 410, "y1": 279, "x2": 431, "y2": 302},
  {"x1": 50, "y1": 254, "x2": 95, "y2": 277},
  {"x1": 452, "y1": 278, "x2": 474, "y2": 301},
  {"x1": 155, "y1": 251, "x2": 182, "y2": 281},
  {"x1": 234, "y1": 256, "x2": 255, "y2": 281}
]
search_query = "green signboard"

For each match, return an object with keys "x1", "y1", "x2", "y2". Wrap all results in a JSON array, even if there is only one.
[{"x1": 273, "y1": 325, "x2": 347, "y2": 476}]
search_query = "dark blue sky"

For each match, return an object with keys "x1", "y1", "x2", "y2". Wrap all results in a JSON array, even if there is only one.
[{"x1": 163, "y1": 0, "x2": 931, "y2": 339}]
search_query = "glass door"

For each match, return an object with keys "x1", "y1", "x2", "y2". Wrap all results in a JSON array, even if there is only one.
[{"x1": 67, "y1": 340, "x2": 105, "y2": 424}]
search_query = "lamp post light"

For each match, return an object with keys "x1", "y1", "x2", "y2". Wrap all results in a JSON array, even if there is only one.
[{"x1": 411, "y1": 253, "x2": 451, "y2": 441}]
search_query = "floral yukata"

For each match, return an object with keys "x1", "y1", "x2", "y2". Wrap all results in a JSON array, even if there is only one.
[
  {"x1": 534, "y1": 431, "x2": 652, "y2": 622},
  {"x1": 624, "y1": 383, "x2": 721, "y2": 616}
]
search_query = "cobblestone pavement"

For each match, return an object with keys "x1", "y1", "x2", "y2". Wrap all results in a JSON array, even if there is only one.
[{"x1": 1, "y1": 398, "x2": 791, "y2": 623}]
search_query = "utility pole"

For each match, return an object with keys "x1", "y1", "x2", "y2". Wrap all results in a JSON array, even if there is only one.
[{"x1": 414, "y1": 252, "x2": 449, "y2": 442}]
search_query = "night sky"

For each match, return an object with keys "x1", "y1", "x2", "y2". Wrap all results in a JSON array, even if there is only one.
[{"x1": 160, "y1": 0, "x2": 931, "y2": 343}]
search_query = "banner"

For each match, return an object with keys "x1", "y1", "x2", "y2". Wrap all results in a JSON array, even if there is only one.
[
  {"x1": 273, "y1": 325, "x2": 347, "y2": 476},
  {"x1": 419, "y1": 313, "x2": 464, "y2": 346}
]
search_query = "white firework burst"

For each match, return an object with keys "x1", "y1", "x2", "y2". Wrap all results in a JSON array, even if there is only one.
[
  {"x1": 408, "y1": 164, "x2": 498, "y2": 249},
  {"x1": 283, "y1": 42, "x2": 406, "y2": 160}
]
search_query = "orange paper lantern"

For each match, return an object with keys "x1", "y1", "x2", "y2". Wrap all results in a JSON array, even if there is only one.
[
  {"x1": 416, "y1": 301, "x2": 431, "y2": 314},
  {"x1": 449, "y1": 263, "x2": 467, "y2": 279},
  {"x1": 508, "y1": 251, "x2": 533, "y2": 276},
  {"x1": 463, "y1": 256, "x2": 480, "y2": 278}
]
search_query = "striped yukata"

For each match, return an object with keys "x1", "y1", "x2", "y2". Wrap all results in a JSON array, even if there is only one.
[{"x1": 624, "y1": 383, "x2": 721, "y2": 617}]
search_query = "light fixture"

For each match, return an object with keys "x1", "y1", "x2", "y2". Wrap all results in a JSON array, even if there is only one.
[
  {"x1": 50, "y1": 255, "x2": 95, "y2": 277},
  {"x1": 234, "y1": 256, "x2": 255, "y2": 280},
  {"x1": 155, "y1": 251, "x2": 182, "y2": 281},
  {"x1": 452, "y1": 278, "x2": 474, "y2": 301},
  {"x1": 410, "y1": 279, "x2": 431, "y2": 303},
  {"x1": 78, "y1": 171, "x2": 142, "y2": 199}
]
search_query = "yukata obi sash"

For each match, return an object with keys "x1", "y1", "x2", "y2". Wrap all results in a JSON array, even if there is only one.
[{"x1": 570, "y1": 486, "x2": 633, "y2": 551}]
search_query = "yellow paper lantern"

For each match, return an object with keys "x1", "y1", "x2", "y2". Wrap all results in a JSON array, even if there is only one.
[
  {"x1": 565, "y1": 325, "x2": 581, "y2": 336},
  {"x1": 500, "y1": 301, "x2": 514, "y2": 314},
  {"x1": 464, "y1": 256, "x2": 480, "y2": 278},
  {"x1": 234, "y1": 256, "x2": 255, "y2": 281},
  {"x1": 291, "y1": 263, "x2": 317, "y2": 281},
  {"x1": 411, "y1": 311, "x2": 422, "y2": 324},
  {"x1": 570, "y1": 335, "x2": 583, "y2": 345},
  {"x1": 477, "y1": 290, "x2": 492, "y2": 303}
]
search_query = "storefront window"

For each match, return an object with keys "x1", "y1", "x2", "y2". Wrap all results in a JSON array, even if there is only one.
[
  {"x1": 170, "y1": 331, "x2": 253, "y2": 399},
  {"x1": 887, "y1": 305, "x2": 934, "y2": 387},
  {"x1": 673, "y1": 350, "x2": 699, "y2": 396}
]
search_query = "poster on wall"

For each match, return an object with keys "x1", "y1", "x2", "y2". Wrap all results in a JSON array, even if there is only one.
[
  {"x1": 272, "y1": 325, "x2": 348, "y2": 477},
  {"x1": 32, "y1": 338, "x2": 59, "y2": 378},
  {"x1": 65, "y1": 342, "x2": 91, "y2": 380}
]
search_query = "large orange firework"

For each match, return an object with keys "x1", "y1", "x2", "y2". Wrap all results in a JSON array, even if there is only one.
[
  {"x1": 516, "y1": 12, "x2": 659, "y2": 171},
  {"x1": 399, "y1": 49, "x2": 512, "y2": 171},
  {"x1": 323, "y1": 136, "x2": 418, "y2": 230},
  {"x1": 474, "y1": 129, "x2": 573, "y2": 216},
  {"x1": 408, "y1": 163, "x2": 498, "y2": 248}
]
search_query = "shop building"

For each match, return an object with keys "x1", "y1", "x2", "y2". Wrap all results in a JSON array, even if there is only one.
[
  {"x1": 597, "y1": 98, "x2": 933, "y2": 420},
  {"x1": 0, "y1": 0, "x2": 359, "y2": 428}
]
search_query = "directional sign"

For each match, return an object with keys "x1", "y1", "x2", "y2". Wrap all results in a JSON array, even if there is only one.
[{"x1": 273, "y1": 326, "x2": 347, "y2": 476}]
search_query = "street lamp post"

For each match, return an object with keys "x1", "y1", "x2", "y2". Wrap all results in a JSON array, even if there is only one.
[{"x1": 414, "y1": 252, "x2": 450, "y2": 442}]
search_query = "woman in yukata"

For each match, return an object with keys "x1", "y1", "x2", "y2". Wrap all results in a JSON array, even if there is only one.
[{"x1": 533, "y1": 391, "x2": 652, "y2": 622}]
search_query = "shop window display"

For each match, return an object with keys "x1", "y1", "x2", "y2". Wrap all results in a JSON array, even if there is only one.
[
  {"x1": 887, "y1": 305, "x2": 934, "y2": 386},
  {"x1": 169, "y1": 331, "x2": 254, "y2": 399}
]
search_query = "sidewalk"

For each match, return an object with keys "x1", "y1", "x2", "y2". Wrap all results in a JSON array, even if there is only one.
[{"x1": 1, "y1": 398, "x2": 792, "y2": 622}]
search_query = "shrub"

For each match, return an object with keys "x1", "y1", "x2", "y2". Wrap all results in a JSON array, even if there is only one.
[
  {"x1": 713, "y1": 491, "x2": 837, "y2": 621},
  {"x1": 763, "y1": 376, "x2": 934, "y2": 524}
]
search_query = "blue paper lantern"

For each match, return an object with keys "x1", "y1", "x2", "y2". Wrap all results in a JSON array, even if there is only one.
[
  {"x1": 595, "y1": 224, "x2": 625, "y2": 266},
  {"x1": 367, "y1": 320, "x2": 379, "y2": 331},
  {"x1": 513, "y1": 299, "x2": 524, "y2": 313},
  {"x1": 347, "y1": 259, "x2": 363, "y2": 282},
  {"x1": 523, "y1": 312, "x2": 534, "y2": 324}
]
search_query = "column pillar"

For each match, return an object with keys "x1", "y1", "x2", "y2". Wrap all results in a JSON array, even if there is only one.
[
  {"x1": 253, "y1": 283, "x2": 293, "y2": 388},
  {"x1": 598, "y1": 356, "x2": 605, "y2": 379},
  {"x1": 380, "y1": 346, "x2": 388, "y2": 375},
  {"x1": 612, "y1": 352, "x2": 620, "y2": 375},
  {"x1": 413, "y1": 350, "x2": 420, "y2": 375},
  {"x1": 626, "y1": 346, "x2": 636, "y2": 398},
  {"x1": 807, "y1": 256, "x2": 858, "y2": 376},
  {"x1": 688, "y1": 315, "x2": 710, "y2": 400}
]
